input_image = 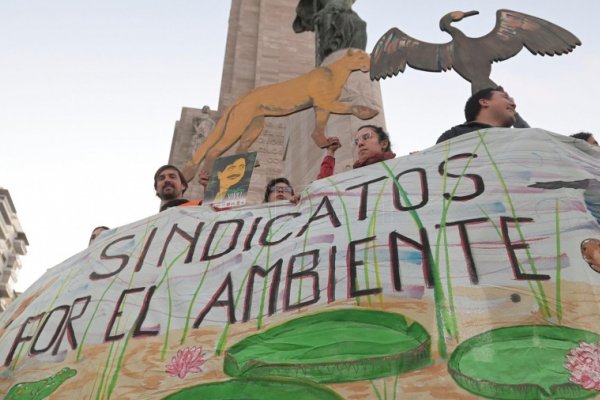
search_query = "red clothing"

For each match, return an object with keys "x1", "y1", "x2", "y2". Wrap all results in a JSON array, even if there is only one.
[
  {"x1": 317, "y1": 155, "x2": 336, "y2": 179},
  {"x1": 317, "y1": 151, "x2": 396, "y2": 179}
]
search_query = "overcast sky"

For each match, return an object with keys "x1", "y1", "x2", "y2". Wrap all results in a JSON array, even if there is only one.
[{"x1": 1, "y1": 1, "x2": 597, "y2": 292}]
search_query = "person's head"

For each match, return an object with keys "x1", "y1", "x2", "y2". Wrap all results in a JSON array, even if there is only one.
[
  {"x1": 217, "y1": 157, "x2": 246, "y2": 190},
  {"x1": 89, "y1": 226, "x2": 109, "y2": 245},
  {"x1": 571, "y1": 132, "x2": 599, "y2": 146},
  {"x1": 581, "y1": 238, "x2": 600, "y2": 273},
  {"x1": 154, "y1": 165, "x2": 188, "y2": 201},
  {"x1": 264, "y1": 177, "x2": 295, "y2": 202},
  {"x1": 353, "y1": 125, "x2": 391, "y2": 163},
  {"x1": 464, "y1": 86, "x2": 516, "y2": 127}
]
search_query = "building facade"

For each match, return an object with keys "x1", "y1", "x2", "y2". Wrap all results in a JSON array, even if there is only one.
[{"x1": 0, "y1": 188, "x2": 28, "y2": 311}]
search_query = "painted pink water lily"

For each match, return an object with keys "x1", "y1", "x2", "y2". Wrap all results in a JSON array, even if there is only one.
[
  {"x1": 565, "y1": 341, "x2": 600, "y2": 390},
  {"x1": 165, "y1": 346, "x2": 207, "y2": 379}
]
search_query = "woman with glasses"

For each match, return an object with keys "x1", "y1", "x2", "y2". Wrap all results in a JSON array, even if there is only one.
[
  {"x1": 317, "y1": 124, "x2": 395, "y2": 179},
  {"x1": 264, "y1": 177, "x2": 298, "y2": 203}
]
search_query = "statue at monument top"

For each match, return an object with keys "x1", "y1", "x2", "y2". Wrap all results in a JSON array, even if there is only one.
[
  {"x1": 191, "y1": 105, "x2": 215, "y2": 153},
  {"x1": 370, "y1": 9, "x2": 581, "y2": 94},
  {"x1": 293, "y1": 0, "x2": 367, "y2": 65}
]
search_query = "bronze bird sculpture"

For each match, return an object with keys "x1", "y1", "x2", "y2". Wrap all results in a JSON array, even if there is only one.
[{"x1": 370, "y1": 10, "x2": 581, "y2": 93}]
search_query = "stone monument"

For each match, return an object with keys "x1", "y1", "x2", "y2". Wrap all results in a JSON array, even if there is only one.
[{"x1": 168, "y1": 0, "x2": 385, "y2": 204}]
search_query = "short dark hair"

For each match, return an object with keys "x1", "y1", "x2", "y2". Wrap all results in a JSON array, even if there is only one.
[
  {"x1": 89, "y1": 226, "x2": 109, "y2": 245},
  {"x1": 464, "y1": 87, "x2": 504, "y2": 122},
  {"x1": 153, "y1": 165, "x2": 188, "y2": 194},
  {"x1": 264, "y1": 177, "x2": 294, "y2": 202},
  {"x1": 571, "y1": 132, "x2": 593, "y2": 141},
  {"x1": 358, "y1": 125, "x2": 391, "y2": 151}
]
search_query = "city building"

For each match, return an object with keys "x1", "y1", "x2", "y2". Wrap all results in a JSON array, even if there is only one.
[{"x1": 0, "y1": 188, "x2": 28, "y2": 311}]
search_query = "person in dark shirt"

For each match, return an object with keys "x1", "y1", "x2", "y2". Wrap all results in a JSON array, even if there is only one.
[
  {"x1": 571, "y1": 132, "x2": 599, "y2": 146},
  {"x1": 437, "y1": 87, "x2": 527, "y2": 144},
  {"x1": 154, "y1": 164, "x2": 202, "y2": 211}
]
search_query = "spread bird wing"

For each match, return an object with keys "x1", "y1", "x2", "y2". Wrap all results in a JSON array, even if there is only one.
[
  {"x1": 370, "y1": 27, "x2": 453, "y2": 80},
  {"x1": 473, "y1": 9, "x2": 581, "y2": 63}
]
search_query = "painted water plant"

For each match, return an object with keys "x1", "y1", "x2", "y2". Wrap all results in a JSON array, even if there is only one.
[
  {"x1": 565, "y1": 341, "x2": 600, "y2": 391},
  {"x1": 163, "y1": 377, "x2": 344, "y2": 400},
  {"x1": 448, "y1": 325, "x2": 600, "y2": 399},
  {"x1": 224, "y1": 309, "x2": 431, "y2": 383},
  {"x1": 165, "y1": 346, "x2": 208, "y2": 379}
]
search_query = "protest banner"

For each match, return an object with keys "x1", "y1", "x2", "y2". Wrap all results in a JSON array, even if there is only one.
[{"x1": 1, "y1": 129, "x2": 599, "y2": 399}]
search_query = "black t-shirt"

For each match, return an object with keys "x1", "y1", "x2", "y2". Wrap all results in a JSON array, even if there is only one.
[{"x1": 436, "y1": 122, "x2": 493, "y2": 144}]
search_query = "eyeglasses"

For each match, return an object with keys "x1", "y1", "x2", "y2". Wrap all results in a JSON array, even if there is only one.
[
  {"x1": 269, "y1": 185, "x2": 292, "y2": 193},
  {"x1": 353, "y1": 131, "x2": 373, "y2": 145}
]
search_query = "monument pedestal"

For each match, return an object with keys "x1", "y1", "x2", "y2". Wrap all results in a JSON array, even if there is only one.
[{"x1": 283, "y1": 49, "x2": 386, "y2": 192}]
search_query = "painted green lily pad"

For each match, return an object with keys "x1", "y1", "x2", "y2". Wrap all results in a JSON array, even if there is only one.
[
  {"x1": 224, "y1": 308, "x2": 431, "y2": 383},
  {"x1": 162, "y1": 377, "x2": 343, "y2": 399},
  {"x1": 448, "y1": 325, "x2": 600, "y2": 399}
]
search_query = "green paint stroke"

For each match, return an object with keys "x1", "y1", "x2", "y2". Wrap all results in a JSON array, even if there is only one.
[
  {"x1": 477, "y1": 205, "x2": 545, "y2": 304},
  {"x1": 379, "y1": 161, "x2": 447, "y2": 358},
  {"x1": 95, "y1": 341, "x2": 116, "y2": 400},
  {"x1": 369, "y1": 380, "x2": 384, "y2": 400},
  {"x1": 369, "y1": 375, "x2": 401, "y2": 400},
  {"x1": 255, "y1": 207, "x2": 276, "y2": 330},
  {"x1": 106, "y1": 329, "x2": 135, "y2": 399},
  {"x1": 327, "y1": 178, "x2": 360, "y2": 304},
  {"x1": 181, "y1": 213, "x2": 240, "y2": 345},
  {"x1": 217, "y1": 210, "x2": 299, "y2": 354},
  {"x1": 77, "y1": 223, "x2": 156, "y2": 361},
  {"x1": 365, "y1": 181, "x2": 389, "y2": 305},
  {"x1": 97, "y1": 223, "x2": 161, "y2": 398},
  {"x1": 295, "y1": 187, "x2": 324, "y2": 305},
  {"x1": 554, "y1": 199, "x2": 563, "y2": 321},
  {"x1": 9, "y1": 258, "x2": 89, "y2": 369},
  {"x1": 478, "y1": 133, "x2": 551, "y2": 317},
  {"x1": 435, "y1": 140, "x2": 485, "y2": 343},
  {"x1": 156, "y1": 247, "x2": 189, "y2": 360},
  {"x1": 441, "y1": 220, "x2": 459, "y2": 341},
  {"x1": 5, "y1": 367, "x2": 76, "y2": 400}
]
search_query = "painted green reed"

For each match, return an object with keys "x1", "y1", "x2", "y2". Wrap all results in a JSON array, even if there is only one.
[
  {"x1": 477, "y1": 132, "x2": 552, "y2": 317},
  {"x1": 326, "y1": 178, "x2": 360, "y2": 304},
  {"x1": 554, "y1": 199, "x2": 563, "y2": 321},
  {"x1": 216, "y1": 202, "x2": 307, "y2": 355},
  {"x1": 256, "y1": 206, "x2": 276, "y2": 330},
  {"x1": 180, "y1": 213, "x2": 238, "y2": 345},
  {"x1": 370, "y1": 375, "x2": 400, "y2": 400},
  {"x1": 296, "y1": 189, "x2": 318, "y2": 306},
  {"x1": 378, "y1": 161, "x2": 449, "y2": 357},
  {"x1": 156, "y1": 248, "x2": 188, "y2": 360},
  {"x1": 7, "y1": 256, "x2": 87, "y2": 369},
  {"x1": 365, "y1": 181, "x2": 389, "y2": 305},
  {"x1": 77, "y1": 222, "x2": 157, "y2": 362},
  {"x1": 476, "y1": 206, "x2": 548, "y2": 310},
  {"x1": 94, "y1": 223, "x2": 162, "y2": 398},
  {"x1": 434, "y1": 140, "x2": 486, "y2": 342}
]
